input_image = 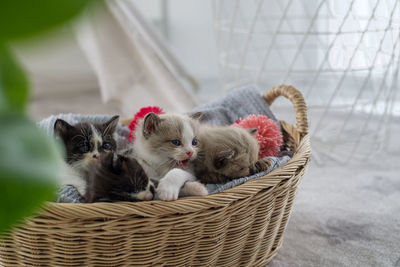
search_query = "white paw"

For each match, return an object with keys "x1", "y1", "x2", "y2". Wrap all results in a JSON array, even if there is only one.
[
  {"x1": 157, "y1": 179, "x2": 180, "y2": 201},
  {"x1": 134, "y1": 190, "x2": 154, "y2": 201},
  {"x1": 180, "y1": 181, "x2": 208, "y2": 197}
]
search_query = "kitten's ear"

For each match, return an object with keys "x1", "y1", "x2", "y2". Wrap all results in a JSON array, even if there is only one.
[
  {"x1": 54, "y1": 119, "x2": 73, "y2": 139},
  {"x1": 143, "y1": 113, "x2": 161, "y2": 138},
  {"x1": 189, "y1": 112, "x2": 204, "y2": 121},
  {"x1": 103, "y1": 115, "x2": 119, "y2": 135},
  {"x1": 247, "y1": 128, "x2": 258, "y2": 136},
  {"x1": 213, "y1": 150, "x2": 235, "y2": 169}
]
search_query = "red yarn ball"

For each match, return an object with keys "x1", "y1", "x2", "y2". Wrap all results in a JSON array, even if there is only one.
[
  {"x1": 128, "y1": 106, "x2": 164, "y2": 142},
  {"x1": 234, "y1": 114, "x2": 282, "y2": 158}
]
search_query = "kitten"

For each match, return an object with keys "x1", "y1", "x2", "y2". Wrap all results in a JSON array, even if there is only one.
[
  {"x1": 192, "y1": 125, "x2": 271, "y2": 184},
  {"x1": 131, "y1": 112, "x2": 207, "y2": 200},
  {"x1": 54, "y1": 115, "x2": 119, "y2": 196},
  {"x1": 85, "y1": 152, "x2": 154, "y2": 203}
]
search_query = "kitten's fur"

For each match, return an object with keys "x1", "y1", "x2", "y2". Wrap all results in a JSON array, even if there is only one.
[
  {"x1": 131, "y1": 112, "x2": 207, "y2": 200},
  {"x1": 192, "y1": 125, "x2": 271, "y2": 184},
  {"x1": 85, "y1": 152, "x2": 154, "y2": 203},
  {"x1": 54, "y1": 116, "x2": 119, "y2": 196}
]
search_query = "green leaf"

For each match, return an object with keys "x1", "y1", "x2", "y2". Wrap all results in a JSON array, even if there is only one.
[
  {"x1": 0, "y1": 43, "x2": 29, "y2": 113},
  {"x1": 0, "y1": 0, "x2": 95, "y2": 41},
  {"x1": 0, "y1": 114, "x2": 63, "y2": 233}
]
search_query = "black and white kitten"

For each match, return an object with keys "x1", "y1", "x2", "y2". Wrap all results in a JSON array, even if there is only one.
[
  {"x1": 85, "y1": 152, "x2": 155, "y2": 203},
  {"x1": 54, "y1": 116, "x2": 119, "y2": 197}
]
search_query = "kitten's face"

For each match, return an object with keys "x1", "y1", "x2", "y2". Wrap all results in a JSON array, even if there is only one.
[
  {"x1": 138, "y1": 113, "x2": 200, "y2": 169},
  {"x1": 54, "y1": 116, "x2": 119, "y2": 171},
  {"x1": 200, "y1": 127, "x2": 259, "y2": 178},
  {"x1": 87, "y1": 152, "x2": 154, "y2": 202}
]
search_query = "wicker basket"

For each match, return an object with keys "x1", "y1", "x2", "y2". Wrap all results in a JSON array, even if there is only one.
[{"x1": 0, "y1": 85, "x2": 310, "y2": 267}]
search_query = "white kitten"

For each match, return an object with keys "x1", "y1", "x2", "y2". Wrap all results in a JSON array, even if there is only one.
[{"x1": 131, "y1": 112, "x2": 208, "y2": 200}]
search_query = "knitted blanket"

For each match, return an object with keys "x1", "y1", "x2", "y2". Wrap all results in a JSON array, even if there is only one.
[
  {"x1": 39, "y1": 85, "x2": 290, "y2": 203},
  {"x1": 190, "y1": 84, "x2": 280, "y2": 127}
]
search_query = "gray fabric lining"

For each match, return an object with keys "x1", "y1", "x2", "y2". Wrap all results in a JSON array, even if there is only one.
[
  {"x1": 190, "y1": 84, "x2": 280, "y2": 127},
  {"x1": 205, "y1": 156, "x2": 290, "y2": 194}
]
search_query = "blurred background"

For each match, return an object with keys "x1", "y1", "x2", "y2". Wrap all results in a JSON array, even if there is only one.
[
  {"x1": 16, "y1": 0, "x2": 219, "y2": 117},
  {"x1": 14, "y1": 0, "x2": 400, "y2": 165},
  {"x1": 10, "y1": 1, "x2": 400, "y2": 265}
]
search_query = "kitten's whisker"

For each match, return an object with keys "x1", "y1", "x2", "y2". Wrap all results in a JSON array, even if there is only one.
[
  {"x1": 81, "y1": 128, "x2": 87, "y2": 138},
  {"x1": 71, "y1": 134, "x2": 87, "y2": 142}
]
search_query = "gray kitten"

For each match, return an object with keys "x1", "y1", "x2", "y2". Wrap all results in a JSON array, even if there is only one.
[{"x1": 192, "y1": 125, "x2": 271, "y2": 184}]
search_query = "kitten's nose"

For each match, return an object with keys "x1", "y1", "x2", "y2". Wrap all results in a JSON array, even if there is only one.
[
  {"x1": 93, "y1": 154, "x2": 99, "y2": 159},
  {"x1": 186, "y1": 151, "x2": 193, "y2": 158}
]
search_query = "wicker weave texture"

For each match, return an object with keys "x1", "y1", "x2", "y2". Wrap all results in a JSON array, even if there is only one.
[{"x1": 0, "y1": 85, "x2": 311, "y2": 267}]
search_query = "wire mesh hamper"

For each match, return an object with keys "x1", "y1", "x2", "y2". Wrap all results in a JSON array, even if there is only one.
[{"x1": 0, "y1": 85, "x2": 311, "y2": 267}]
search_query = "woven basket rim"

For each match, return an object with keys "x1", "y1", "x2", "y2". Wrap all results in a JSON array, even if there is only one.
[{"x1": 35, "y1": 85, "x2": 311, "y2": 220}]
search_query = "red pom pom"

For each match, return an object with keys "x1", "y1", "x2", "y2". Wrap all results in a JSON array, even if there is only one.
[
  {"x1": 128, "y1": 106, "x2": 164, "y2": 142},
  {"x1": 234, "y1": 115, "x2": 282, "y2": 158}
]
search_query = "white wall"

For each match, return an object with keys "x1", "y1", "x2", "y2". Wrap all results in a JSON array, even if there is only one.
[
  {"x1": 134, "y1": 0, "x2": 219, "y2": 89},
  {"x1": 14, "y1": 28, "x2": 98, "y2": 95},
  {"x1": 167, "y1": 0, "x2": 218, "y2": 86},
  {"x1": 15, "y1": 0, "x2": 219, "y2": 96}
]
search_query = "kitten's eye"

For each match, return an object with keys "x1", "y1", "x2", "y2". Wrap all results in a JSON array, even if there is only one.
[
  {"x1": 171, "y1": 139, "x2": 181, "y2": 146},
  {"x1": 192, "y1": 139, "x2": 198, "y2": 146},
  {"x1": 102, "y1": 142, "x2": 112, "y2": 150}
]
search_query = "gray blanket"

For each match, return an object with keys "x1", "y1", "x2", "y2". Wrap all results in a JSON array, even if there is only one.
[
  {"x1": 206, "y1": 156, "x2": 289, "y2": 194},
  {"x1": 42, "y1": 85, "x2": 290, "y2": 203},
  {"x1": 190, "y1": 84, "x2": 280, "y2": 128}
]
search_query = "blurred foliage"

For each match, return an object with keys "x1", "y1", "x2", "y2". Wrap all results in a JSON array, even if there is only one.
[
  {"x1": 0, "y1": 44, "x2": 28, "y2": 113},
  {"x1": 0, "y1": 0, "x2": 93, "y2": 41},
  {"x1": 0, "y1": 114, "x2": 63, "y2": 231},
  {"x1": 0, "y1": 0, "x2": 96, "y2": 234}
]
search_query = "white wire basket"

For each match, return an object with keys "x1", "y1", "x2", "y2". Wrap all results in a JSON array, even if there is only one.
[{"x1": 213, "y1": 0, "x2": 400, "y2": 164}]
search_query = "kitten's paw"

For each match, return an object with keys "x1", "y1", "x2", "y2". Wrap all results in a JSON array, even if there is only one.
[
  {"x1": 157, "y1": 179, "x2": 180, "y2": 201},
  {"x1": 251, "y1": 158, "x2": 273, "y2": 174},
  {"x1": 135, "y1": 190, "x2": 154, "y2": 201},
  {"x1": 180, "y1": 181, "x2": 208, "y2": 197}
]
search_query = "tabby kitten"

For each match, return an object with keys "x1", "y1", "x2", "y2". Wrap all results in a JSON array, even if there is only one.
[
  {"x1": 192, "y1": 125, "x2": 271, "y2": 184},
  {"x1": 54, "y1": 115, "x2": 119, "y2": 196},
  {"x1": 85, "y1": 152, "x2": 154, "y2": 203},
  {"x1": 131, "y1": 112, "x2": 207, "y2": 200}
]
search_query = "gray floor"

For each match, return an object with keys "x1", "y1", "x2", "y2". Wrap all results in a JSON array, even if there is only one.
[{"x1": 268, "y1": 159, "x2": 400, "y2": 267}]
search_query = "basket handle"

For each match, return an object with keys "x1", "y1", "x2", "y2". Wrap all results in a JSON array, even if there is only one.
[{"x1": 263, "y1": 85, "x2": 308, "y2": 135}]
